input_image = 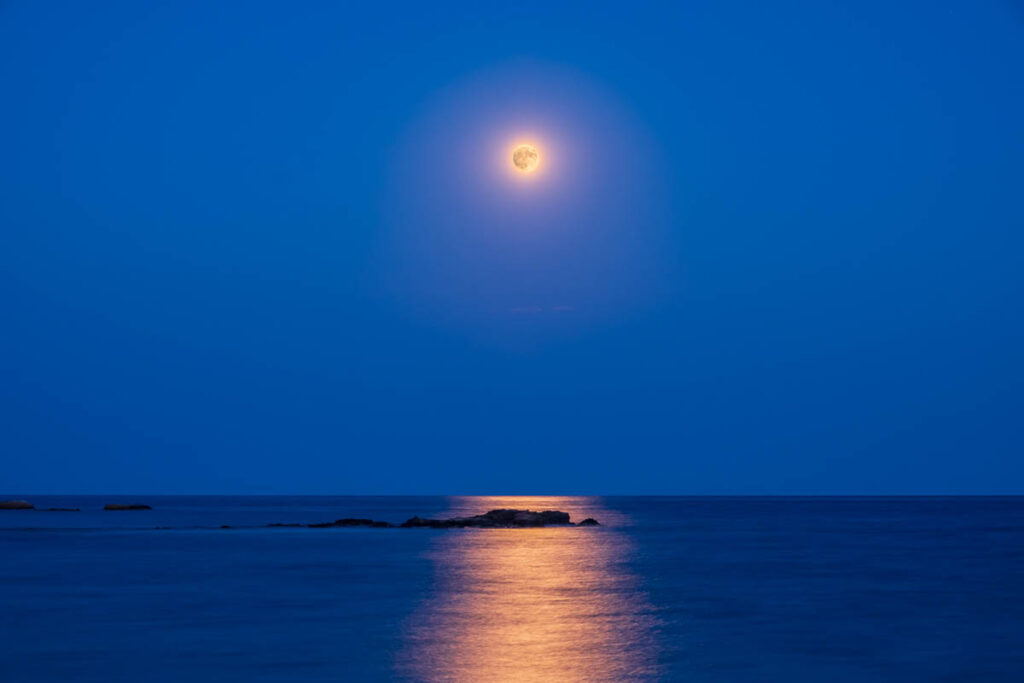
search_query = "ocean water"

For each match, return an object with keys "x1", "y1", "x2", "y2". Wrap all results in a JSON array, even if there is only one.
[{"x1": 1, "y1": 496, "x2": 1022, "y2": 682}]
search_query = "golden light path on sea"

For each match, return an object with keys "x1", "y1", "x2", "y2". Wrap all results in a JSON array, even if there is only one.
[{"x1": 397, "y1": 496, "x2": 660, "y2": 682}]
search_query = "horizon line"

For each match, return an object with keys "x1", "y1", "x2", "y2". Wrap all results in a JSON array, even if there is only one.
[{"x1": 5, "y1": 493, "x2": 1024, "y2": 498}]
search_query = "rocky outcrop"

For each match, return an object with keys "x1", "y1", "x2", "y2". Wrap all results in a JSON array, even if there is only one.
[
  {"x1": 266, "y1": 509, "x2": 598, "y2": 530},
  {"x1": 0, "y1": 500, "x2": 34, "y2": 510},
  {"x1": 104, "y1": 503, "x2": 152, "y2": 510},
  {"x1": 308, "y1": 518, "x2": 394, "y2": 528},
  {"x1": 402, "y1": 509, "x2": 577, "y2": 528}
]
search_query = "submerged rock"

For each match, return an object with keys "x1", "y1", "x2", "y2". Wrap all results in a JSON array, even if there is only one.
[
  {"x1": 577, "y1": 518, "x2": 601, "y2": 526},
  {"x1": 104, "y1": 503, "x2": 152, "y2": 510},
  {"x1": 0, "y1": 500, "x2": 34, "y2": 510}
]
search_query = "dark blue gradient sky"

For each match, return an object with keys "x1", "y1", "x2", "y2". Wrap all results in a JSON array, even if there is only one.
[{"x1": 2, "y1": 1, "x2": 1022, "y2": 494}]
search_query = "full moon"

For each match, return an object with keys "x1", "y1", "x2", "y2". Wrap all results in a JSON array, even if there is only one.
[{"x1": 512, "y1": 144, "x2": 540, "y2": 173}]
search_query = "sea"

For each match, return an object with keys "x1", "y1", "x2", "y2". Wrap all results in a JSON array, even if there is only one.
[{"x1": 1, "y1": 496, "x2": 1022, "y2": 682}]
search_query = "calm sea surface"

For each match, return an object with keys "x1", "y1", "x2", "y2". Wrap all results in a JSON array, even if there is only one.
[{"x1": 1, "y1": 496, "x2": 1022, "y2": 682}]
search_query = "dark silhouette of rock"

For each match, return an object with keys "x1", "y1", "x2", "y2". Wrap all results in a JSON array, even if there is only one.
[
  {"x1": 400, "y1": 515, "x2": 455, "y2": 529},
  {"x1": 308, "y1": 518, "x2": 395, "y2": 528},
  {"x1": 104, "y1": 503, "x2": 152, "y2": 510},
  {"x1": 40, "y1": 507, "x2": 80, "y2": 512},
  {"x1": 538, "y1": 510, "x2": 572, "y2": 525},
  {"x1": 0, "y1": 500, "x2": 34, "y2": 510},
  {"x1": 276, "y1": 509, "x2": 596, "y2": 530},
  {"x1": 401, "y1": 509, "x2": 578, "y2": 528},
  {"x1": 577, "y1": 518, "x2": 601, "y2": 526}
]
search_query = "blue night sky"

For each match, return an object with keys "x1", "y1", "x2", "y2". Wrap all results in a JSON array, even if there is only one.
[{"x1": 2, "y1": 1, "x2": 1022, "y2": 494}]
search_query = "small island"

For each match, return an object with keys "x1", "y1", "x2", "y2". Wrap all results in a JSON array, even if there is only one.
[{"x1": 283, "y1": 508, "x2": 600, "y2": 529}]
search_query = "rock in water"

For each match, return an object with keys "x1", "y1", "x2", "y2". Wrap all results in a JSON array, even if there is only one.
[
  {"x1": 0, "y1": 500, "x2": 34, "y2": 510},
  {"x1": 307, "y1": 518, "x2": 394, "y2": 528},
  {"x1": 577, "y1": 518, "x2": 601, "y2": 526},
  {"x1": 292, "y1": 508, "x2": 597, "y2": 530},
  {"x1": 104, "y1": 503, "x2": 152, "y2": 510},
  {"x1": 401, "y1": 508, "x2": 578, "y2": 528},
  {"x1": 539, "y1": 510, "x2": 572, "y2": 525},
  {"x1": 400, "y1": 516, "x2": 457, "y2": 529}
]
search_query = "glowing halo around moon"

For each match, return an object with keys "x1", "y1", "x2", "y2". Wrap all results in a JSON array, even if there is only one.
[{"x1": 380, "y1": 61, "x2": 672, "y2": 337}]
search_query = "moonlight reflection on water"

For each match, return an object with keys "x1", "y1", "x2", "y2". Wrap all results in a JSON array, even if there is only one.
[{"x1": 397, "y1": 496, "x2": 660, "y2": 682}]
